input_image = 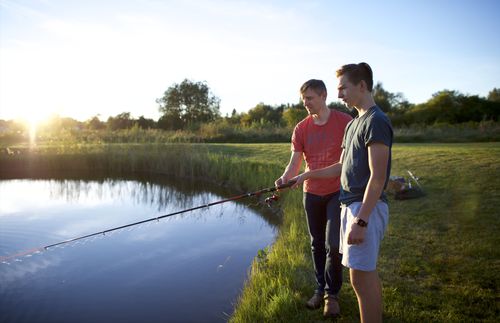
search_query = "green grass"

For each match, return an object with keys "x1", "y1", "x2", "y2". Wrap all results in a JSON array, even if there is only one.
[
  {"x1": 1, "y1": 142, "x2": 499, "y2": 322},
  {"x1": 205, "y1": 143, "x2": 291, "y2": 165},
  {"x1": 380, "y1": 143, "x2": 500, "y2": 322},
  {"x1": 226, "y1": 142, "x2": 500, "y2": 322},
  {"x1": 2, "y1": 121, "x2": 498, "y2": 146},
  {"x1": 393, "y1": 121, "x2": 500, "y2": 142}
]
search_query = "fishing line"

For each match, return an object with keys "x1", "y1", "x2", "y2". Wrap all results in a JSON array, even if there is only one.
[{"x1": 0, "y1": 180, "x2": 295, "y2": 263}]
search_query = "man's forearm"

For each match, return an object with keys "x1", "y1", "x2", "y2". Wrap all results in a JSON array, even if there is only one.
[
  {"x1": 281, "y1": 160, "x2": 302, "y2": 181},
  {"x1": 357, "y1": 143, "x2": 390, "y2": 221},
  {"x1": 304, "y1": 162, "x2": 342, "y2": 180},
  {"x1": 356, "y1": 176, "x2": 385, "y2": 221}
]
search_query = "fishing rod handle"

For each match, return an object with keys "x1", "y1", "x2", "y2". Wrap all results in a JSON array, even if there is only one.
[{"x1": 276, "y1": 179, "x2": 297, "y2": 190}]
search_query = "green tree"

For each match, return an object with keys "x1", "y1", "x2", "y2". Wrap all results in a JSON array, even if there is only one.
[
  {"x1": 372, "y1": 82, "x2": 406, "y2": 113},
  {"x1": 328, "y1": 102, "x2": 357, "y2": 117},
  {"x1": 487, "y1": 88, "x2": 500, "y2": 102},
  {"x1": 86, "y1": 115, "x2": 105, "y2": 130},
  {"x1": 240, "y1": 103, "x2": 284, "y2": 127},
  {"x1": 107, "y1": 112, "x2": 134, "y2": 130},
  {"x1": 400, "y1": 90, "x2": 500, "y2": 125},
  {"x1": 428, "y1": 90, "x2": 464, "y2": 123},
  {"x1": 282, "y1": 103, "x2": 307, "y2": 128},
  {"x1": 157, "y1": 113, "x2": 183, "y2": 130},
  {"x1": 137, "y1": 116, "x2": 156, "y2": 129},
  {"x1": 39, "y1": 115, "x2": 82, "y2": 133},
  {"x1": 225, "y1": 108, "x2": 241, "y2": 125},
  {"x1": 157, "y1": 79, "x2": 220, "y2": 129}
]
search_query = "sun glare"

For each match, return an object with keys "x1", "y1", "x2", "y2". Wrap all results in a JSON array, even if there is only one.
[
  {"x1": 23, "y1": 110, "x2": 51, "y2": 147},
  {"x1": 29, "y1": 119, "x2": 38, "y2": 147}
]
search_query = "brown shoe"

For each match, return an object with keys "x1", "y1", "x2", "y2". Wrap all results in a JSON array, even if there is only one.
[
  {"x1": 305, "y1": 293, "x2": 323, "y2": 309},
  {"x1": 323, "y1": 295, "x2": 340, "y2": 318}
]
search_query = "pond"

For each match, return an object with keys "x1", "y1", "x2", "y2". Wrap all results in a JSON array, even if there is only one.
[{"x1": 0, "y1": 176, "x2": 279, "y2": 323}]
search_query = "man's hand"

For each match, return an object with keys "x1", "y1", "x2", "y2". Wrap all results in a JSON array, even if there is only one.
[
  {"x1": 347, "y1": 221, "x2": 367, "y2": 245},
  {"x1": 274, "y1": 177, "x2": 284, "y2": 188},
  {"x1": 289, "y1": 173, "x2": 307, "y2": 189}
]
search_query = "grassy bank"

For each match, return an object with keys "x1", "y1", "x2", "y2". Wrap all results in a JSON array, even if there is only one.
[
  {"x1": 228, "y1": 142, "x2": 500, "y2": 322},
  {"x1": 0, "y1": 143, "x2": 284, "y2": 193},
  {"x1": 1, "y1": 142, "x2": 499, "y2": 322}
]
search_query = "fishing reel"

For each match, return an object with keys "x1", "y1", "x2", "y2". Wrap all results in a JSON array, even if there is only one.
[
  {"x1": 264, "y1": 179, "x2": 297, "y2": 208},
  {"x1": 264, "y1": 194, "x2": 280, "y2": 207}
]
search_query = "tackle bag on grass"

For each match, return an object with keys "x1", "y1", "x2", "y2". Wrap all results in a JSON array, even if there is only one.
[{"x1": 386, "y1": 171, "x2": 425, "y2": 200}]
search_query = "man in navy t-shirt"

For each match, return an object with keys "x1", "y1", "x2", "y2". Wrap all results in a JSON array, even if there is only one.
[{"x1": 292, "y1": 62, "x2": 393, "y2": 323}]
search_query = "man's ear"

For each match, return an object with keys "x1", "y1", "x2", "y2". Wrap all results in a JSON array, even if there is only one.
[{"x1": 359, "y1": 80, "x2": 368, "y2": 92}]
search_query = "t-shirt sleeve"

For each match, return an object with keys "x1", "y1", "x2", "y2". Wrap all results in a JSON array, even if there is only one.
[
  {"x1": 291, "y1": 123, "x2": 304, "y2": 152},
  {"x1": 364, "y1": 115, "x2": 392, "y2": 147}
]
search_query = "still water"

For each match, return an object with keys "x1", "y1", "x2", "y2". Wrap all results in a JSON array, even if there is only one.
[{"x1": 0, "y1": 177, "x2": 278, "y2": 323}]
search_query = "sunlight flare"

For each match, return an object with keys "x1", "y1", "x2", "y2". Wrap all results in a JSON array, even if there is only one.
[{"x1": 29, "y1": 119, "x2": 37, "y2": 147}]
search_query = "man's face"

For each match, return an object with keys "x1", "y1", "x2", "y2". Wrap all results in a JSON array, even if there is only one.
[
  {"x1": 337, "y1": 75, "x2": 360, "y2": 108},
  {"x1": 301, "y1": 88, "x2": 325, "y2": 115}
]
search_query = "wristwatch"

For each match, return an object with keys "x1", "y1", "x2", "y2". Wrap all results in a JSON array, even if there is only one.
[{"x1": 354, "y1": 217, "x2": 368, "y2": 227}]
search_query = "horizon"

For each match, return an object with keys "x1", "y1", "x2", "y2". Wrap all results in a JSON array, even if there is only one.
[
  {"x1": 1, "y1": 0, "x2": 499, "y2": 124},
  {"x1": 0, "y1": 86, "x2": 496, "y2": 124}
]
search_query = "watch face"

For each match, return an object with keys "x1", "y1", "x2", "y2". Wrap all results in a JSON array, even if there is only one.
[{"x1": 356, "y1": 218, "x2": 367, "y2": 227}]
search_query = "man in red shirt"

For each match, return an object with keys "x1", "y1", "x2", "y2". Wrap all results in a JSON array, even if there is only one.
[{"x1": 275, "y1": 79, "x2": 352, "y2": 318}]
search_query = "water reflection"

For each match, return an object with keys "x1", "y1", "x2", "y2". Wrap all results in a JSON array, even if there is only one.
[
  {"x1": 1, "y1": 179, "x2": 218, "y2": 213},
  {"x1": 0, "y1": 177, "x2": 278, "y2": 323}
]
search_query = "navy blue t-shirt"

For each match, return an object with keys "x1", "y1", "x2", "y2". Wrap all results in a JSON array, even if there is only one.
[{"x1": 339, "y1": 105, "x2": 393, "y2": 205}]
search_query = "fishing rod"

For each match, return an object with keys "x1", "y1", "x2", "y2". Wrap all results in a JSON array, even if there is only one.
[{"x1": 0, "y1": 180, "x2": 296, "y2": 263}]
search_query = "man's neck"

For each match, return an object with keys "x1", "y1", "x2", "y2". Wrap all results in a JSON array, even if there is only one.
[
  {"x1": 312, "y1": 105, "x2": 331, "y2": 125},
  {"x1": 354, "y1": 96, "x2": 376, "y2": 116}
]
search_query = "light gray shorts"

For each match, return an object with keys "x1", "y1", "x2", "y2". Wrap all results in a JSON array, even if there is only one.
[{"x1": 339, "y1": 201, "x2": 389, "y2": 271}]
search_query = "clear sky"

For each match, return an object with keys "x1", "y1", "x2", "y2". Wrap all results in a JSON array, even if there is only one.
[{"x1": 1, "y1": 0, "x2": 499, "y2": 122}]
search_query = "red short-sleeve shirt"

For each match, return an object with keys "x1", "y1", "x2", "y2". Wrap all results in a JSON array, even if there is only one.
[{"x1": 292, "y1": 109, "x2": 352, "y2": 196}]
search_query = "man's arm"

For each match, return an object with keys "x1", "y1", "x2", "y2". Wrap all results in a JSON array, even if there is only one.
[
  {"x1": 347, "y1": 142, "x2": 389, "y2": 245},
  {"x1": 290, "y1": 150, "x2": 345, "y2": 187},
  {"x1": 275, "y1": 151, "x2": 303, "y2": 187}
]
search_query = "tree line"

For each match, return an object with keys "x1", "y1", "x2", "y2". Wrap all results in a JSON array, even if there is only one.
[{"x1": 1, "y1": 79, "x2": 499, "y2": 134}]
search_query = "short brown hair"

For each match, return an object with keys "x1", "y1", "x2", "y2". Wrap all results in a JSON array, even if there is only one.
[
  {"x1": 300, "y1": 79, "x2": 327, "y2": 96},
  {"x1": 336, "y1": 62, "x2": 373, "y2": 92}
]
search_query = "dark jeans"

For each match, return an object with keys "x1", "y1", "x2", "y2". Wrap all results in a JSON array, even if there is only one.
[{"x1": 303, "y1": 191, "x2": 342, "y2": 297}]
